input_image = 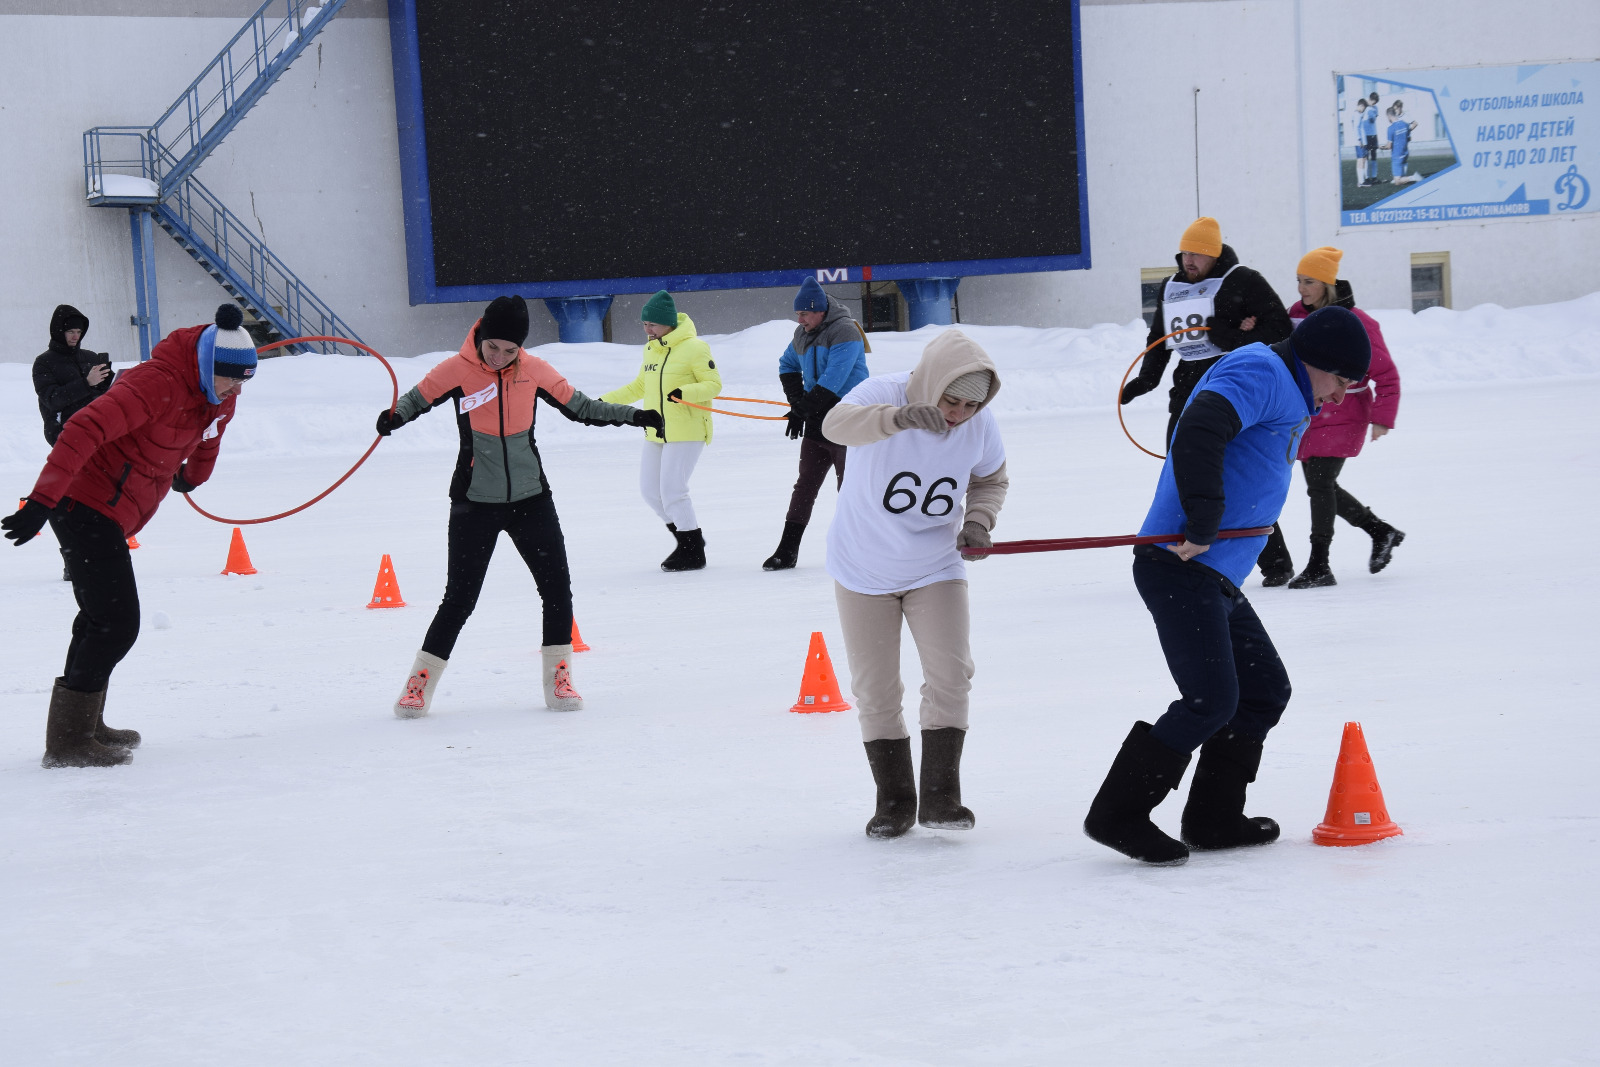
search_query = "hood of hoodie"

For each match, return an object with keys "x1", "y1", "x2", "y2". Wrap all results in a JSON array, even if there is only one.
[
  {"x1": 790, "y1": 294, "x2": 858, "y2": 354},
  {"x1": 49, "y1": 304, "x2": 90, "y2": 353},
  {"x1": 905, "y1": 329, "x2": 1002, "y2": 411}
]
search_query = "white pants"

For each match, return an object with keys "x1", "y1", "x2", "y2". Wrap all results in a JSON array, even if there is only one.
[
  {"x1": 640, "y1": 440, "x2": 704, "y2": 530},
  {"x1": 834, "y1": 579, "x2": 974, "y2": 742}
]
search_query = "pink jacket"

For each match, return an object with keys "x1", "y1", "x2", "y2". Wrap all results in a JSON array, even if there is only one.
[{"x1": 1291, "y1": 295, "x2": 1400, "y2": 459}]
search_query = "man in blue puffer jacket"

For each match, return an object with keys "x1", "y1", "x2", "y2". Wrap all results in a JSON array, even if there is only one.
[{"x1": 763, "y1": 278, "x2": 870, "y2": 570}]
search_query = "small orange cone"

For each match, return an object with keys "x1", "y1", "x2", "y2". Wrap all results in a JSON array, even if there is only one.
[
  {"x1": 366, "y1": 554, "x2": 406, "y2": 608},
  {"x1": 126, "y1": 535, "x2": 141, "y2": 550},
  {"x1": 789, "y1": 631, "x2": 851, "y2": 714},
  {"x1": 1312, "y1": 722, "x2": 1403, "y2": 846},
  {"x1": 570, "y1": 619, "x2": 590, "y2": 652},
  {"x1": 221, "y1": 527, "x2": 257, "y2": 575}
]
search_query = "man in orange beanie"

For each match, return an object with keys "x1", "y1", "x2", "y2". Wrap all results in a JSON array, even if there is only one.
[{"x1": 1121, "y1": 217, "x2": 1293, "y2": 571}]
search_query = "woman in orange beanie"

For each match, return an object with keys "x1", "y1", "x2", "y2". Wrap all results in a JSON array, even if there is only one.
[{"x1": 1257, "y1": 248, "x2": 1404, "y2": 587}]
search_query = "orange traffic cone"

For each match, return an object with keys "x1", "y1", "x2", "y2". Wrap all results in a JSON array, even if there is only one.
[
  {"x1": 1312, "y1": 722, "x2": 1403, "y2": 846},
  {"x1": 366, "y1": 554, "x2": 406, "y2": 608},
  {"x1": 221, "y1": 527, "x2": 257, "y2": 575},
  {"x1": 789, "y1": 631, "x2": 851, "y2": 714},
  {"x1": 570, "y1": 619, "x2": 590, "y2": 652},
  {"x1": 126, "y1": 535, "x2": 141, "y2": 550}
]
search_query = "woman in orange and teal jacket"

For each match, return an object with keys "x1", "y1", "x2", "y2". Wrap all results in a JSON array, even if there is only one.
[
  {"x1": 375, "y1": 295, "x2": 662, "y2": 718},
  {"x1": 600, "y1": 290, "x2": 722, "y2": 571}
]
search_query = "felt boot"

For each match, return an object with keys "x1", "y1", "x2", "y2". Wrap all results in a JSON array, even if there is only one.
[
  {"x1": 918, "y1": 727, "x2": 975, "y2": 830},
  {"x1": 541, "y1": 644, "x2": 583, "y2": 711},
  {"x1": 761, "y1": 521, "x2": 806, "y2": 571},
  {"x1": 394, "y1": 650, "x2": 447, "y2": 719},
  {"x1": 864, "y1": 737, "x2": 917, "y2": 839},
  {"x1": 42, "y1": 681, "x2": 131, "y2": 768},
  {"x1": 1368, "y1": 524, "x2": 1405, "y2": 574},
  {"x1": 91, "y1": 687, "x2": 140, "y2": 749},
  {"x1": 661, "y1": 528, "x2": 706, "y2": 572},
  {"x1": 1180, "y1": 728, "x2": 1280, "y2": 850},
  {"x1": 1287, "y1": 544, "x2": 1336, "y2": 589},
  {"x1": 1083, "y1": 721, "x2": 1191, "y2": 865}
]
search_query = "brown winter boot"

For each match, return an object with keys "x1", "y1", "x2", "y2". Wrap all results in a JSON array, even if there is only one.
[
  {"x1": 43, "y1": 681, "x2": 132, "y2": 769},
  {"x1": 91, "y1": 687, "x2": 141, "y2": 749}
]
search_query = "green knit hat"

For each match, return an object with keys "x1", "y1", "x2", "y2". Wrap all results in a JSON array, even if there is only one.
[{"x1": 641, "y1": 290, "x2": 678, "y2": 328}]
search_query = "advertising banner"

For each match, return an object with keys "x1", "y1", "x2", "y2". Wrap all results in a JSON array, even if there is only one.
[{"x1": 1338, "y1": 62, "x2": 1595, "y2": 228}]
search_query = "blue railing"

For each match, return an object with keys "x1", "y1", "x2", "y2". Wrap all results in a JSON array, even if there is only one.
[
  {"x1": 160, "y1": 172, "x2": 359, "y2": 353},
  {"x1": 83, "y1": 0, "x2": 345, "y2": 200}
]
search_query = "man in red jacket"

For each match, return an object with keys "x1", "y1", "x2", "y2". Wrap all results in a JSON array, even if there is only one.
[{"x1": 2, "y1": 305, "x2": 258, "y2": 768}]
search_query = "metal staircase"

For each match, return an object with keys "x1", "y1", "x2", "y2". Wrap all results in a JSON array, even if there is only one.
[{"x1": 82, "y1": 0, "x2": 359, "y2": 358}]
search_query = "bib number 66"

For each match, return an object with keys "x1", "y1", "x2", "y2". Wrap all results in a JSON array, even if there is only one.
[{"x1": 883, "y1": 471, "x2": 957, "y2": 516}]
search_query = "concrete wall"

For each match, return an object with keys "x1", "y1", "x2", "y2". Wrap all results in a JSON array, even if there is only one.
[{"x1": 1, "y1": 0, "x2": 1596, "y2": 366}]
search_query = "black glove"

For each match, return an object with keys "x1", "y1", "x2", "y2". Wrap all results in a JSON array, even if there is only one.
[
  {"x1": 784, "y1": 407, "x2": 806, "y2": 440},
  {"x1": 2, "y1": 499, "x2": 50, "y2": 546},
  {"x1": 803, "y1": 385, "x2": 840, "y2": 417},
  {"x1": 375, "y1": 408, "x2": 406, "y2": 436},
  {"x1": 1120, "y1": 377, "x2": 1159, "y2": 405},
  {"x1": 631, "y1": 408, "x2": 665, "y2": 432},
  {"x1": 172, "y1": 467, "x2": 199, "y2": 494},
  {"x1": 667, "y1": 388, "x2": 683, "y2": 403}
]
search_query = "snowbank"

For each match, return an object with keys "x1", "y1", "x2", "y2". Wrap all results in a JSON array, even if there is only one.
[{"x1": 3, "y1": 292, "x2": 1596, "y2": 468}]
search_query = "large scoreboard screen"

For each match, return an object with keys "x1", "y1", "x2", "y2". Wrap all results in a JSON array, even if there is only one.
[{"x1": 388, "y1": 0, "x2": 1090, "y2": 302}]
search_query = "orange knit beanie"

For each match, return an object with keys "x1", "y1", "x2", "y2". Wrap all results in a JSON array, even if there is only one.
[
  {"x1": 1178, "y1": 216, "x2": 1222, "y2": 257},
  {"x1": 1297, "y1": 246, "x2": 1343, "y2": 286}
]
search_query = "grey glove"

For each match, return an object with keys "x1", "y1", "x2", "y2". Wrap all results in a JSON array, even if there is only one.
[
  {"x1": 892, "y1": 403, "x2": 947, "y2": 434},
  {"x1": 956, "y1": 521, "x2": 992, "y2": 561}
]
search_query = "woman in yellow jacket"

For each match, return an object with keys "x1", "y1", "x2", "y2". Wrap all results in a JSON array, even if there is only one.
[{"x1": 601, "y1": 291, "x2": 722, "y2": 571}]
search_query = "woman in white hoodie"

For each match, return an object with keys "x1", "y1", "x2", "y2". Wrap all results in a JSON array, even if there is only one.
[{"x1": 821, "y1": 329, "x2": 1009, "y2": 839}]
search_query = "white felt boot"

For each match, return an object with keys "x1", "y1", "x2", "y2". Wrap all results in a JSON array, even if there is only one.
[
  {"x1": 394, "y1": 651, "x2": 447, "y2": 719},
  {"x1": 541, "y1": 644, "x2": 584, "y2": 711}
]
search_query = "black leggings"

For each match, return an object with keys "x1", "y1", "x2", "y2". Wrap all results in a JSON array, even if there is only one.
[
  {"x1": 50, "y1": 500, "x2": 140, "y2": 693},
  {"x1": 1302, "y1": 456, "x2": 1380, "y2": 546},
  {"x1": 785, "y1": 436, "x2": 848, "y2": 525},
  {"x1": 422, "y1": 492, "x2": 573, "y2": 658}
]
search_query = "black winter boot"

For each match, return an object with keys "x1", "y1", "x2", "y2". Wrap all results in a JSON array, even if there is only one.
[
  {"x1": 761, "y1": 521, "x2": 806, "y2": 571},
  {"x1": 1287, "y1": 544, "x2": 1336, "y2": 589},
  {"x1": 1083, "y1": 721, "x2": 1191, "y2": 865},
  {"x1": 863, "y1": 737, "x2": 917, "y2": 839},
  {"x1": 90, "y1": 686, "x2": 140, "y2": 749},
  {"x1": 1256, "y1": 524, "x2": 1294, "y2": 587},
  {"x1": 660, "y1": 528, "x2": 707, "y2": 572},
  {"x1": 918, "y1": 727, "x2": 975, "y2": 830},
  {"x1": 1180, "y1": 728, "x2": 1280, "y2": 850},
  {"x1": 1368, "y1": 524, "x2": 1405, "y2": 574},
  {"x1": 42, "y1": 681, "x2": 132, "y2": 769}
]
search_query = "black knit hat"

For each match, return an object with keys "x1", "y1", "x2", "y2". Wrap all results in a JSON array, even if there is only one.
[
  {"x1": 479, "y1": 295, "x2": 530, "y2": 347},
  {"x1": 1292, "y1": 306, "x2": 1371, "y2": 382}
]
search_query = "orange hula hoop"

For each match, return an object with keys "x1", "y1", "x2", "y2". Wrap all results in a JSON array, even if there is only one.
[
  {"x1": 1117, "y1": 326, "x2": 1211, "y2": 460},
  {"x1": 669, "y1": 395, "x2": 789, "y2": 421},
  {"x1": 182, "y1": 335, "x2": 399, "y2": 525}
]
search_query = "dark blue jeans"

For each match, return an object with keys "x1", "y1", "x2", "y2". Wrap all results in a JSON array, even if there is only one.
[{"x1": 1132, "y1": 548, "x2": 1292, "y2": 753}]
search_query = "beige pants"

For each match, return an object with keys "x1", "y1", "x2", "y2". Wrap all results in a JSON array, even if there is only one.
[{"x1": 834, "y1": 580, "x2": 973, "y2": 742}]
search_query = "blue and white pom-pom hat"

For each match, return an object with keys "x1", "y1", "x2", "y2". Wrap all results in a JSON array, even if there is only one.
[{"x1": 197, "y1": 303, "x2": 259, "y2": 401}]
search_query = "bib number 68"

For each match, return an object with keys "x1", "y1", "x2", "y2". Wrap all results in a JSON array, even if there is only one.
[{"x1": 883, "y1": 471, "x2": 957, "y2": 516}]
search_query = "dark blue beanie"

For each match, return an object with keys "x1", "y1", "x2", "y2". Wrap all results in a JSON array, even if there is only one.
[
  {"x1": 1292, "y1": 306, "x2": 1371, "y2": 382},
  {"x1": 794, "y1": 277, "x2": 827, "y2": 313}
]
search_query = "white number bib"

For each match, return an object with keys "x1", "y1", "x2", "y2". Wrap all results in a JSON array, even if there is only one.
[
  {"x1": 459, "y1": 381, "x2": 498, "y2": 413},
  {"x1": 1163, "y1": 264, "x2": 1240, "y2": 361}
]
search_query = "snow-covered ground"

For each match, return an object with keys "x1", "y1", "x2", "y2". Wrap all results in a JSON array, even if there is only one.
[{"x1": 3, "y1": 297, "x2": 1598, "y2": 1065}]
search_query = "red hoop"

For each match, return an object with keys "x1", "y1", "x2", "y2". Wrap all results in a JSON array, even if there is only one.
[
  {"x1": 1116, "y1": 326, "x2": 1211, "y2": 460},
  {"x1": 182, "y1": 335, "x2": 398, "y2": 525}
]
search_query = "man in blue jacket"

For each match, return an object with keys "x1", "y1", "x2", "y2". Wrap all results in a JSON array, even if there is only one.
[
  {"x1": 1084, "y1": 307, "x2": 1373, "y2": 866},
  {"x1": 762, "y1": 278, "x2": 870, "y2": 570}
]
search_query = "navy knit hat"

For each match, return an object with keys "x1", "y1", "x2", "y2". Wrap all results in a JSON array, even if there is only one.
[
  {"x1": 794, "y1": 277, "x2": 827, "y2": 313},
  {"x1": 1292, "y1": 306, "x2": 1371, "y2": 382},
  {"x1": 479, "y1": 295, "x2": 530, "y2": 347},
  {"x1": 207, "y1": 304, "x2": 258, "y2": 380}
]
